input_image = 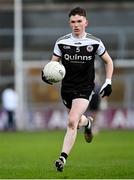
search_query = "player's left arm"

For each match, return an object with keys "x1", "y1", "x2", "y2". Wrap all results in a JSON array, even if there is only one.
[{"x1": 100, "y1": 51, "x2": 114, "y2": 98}]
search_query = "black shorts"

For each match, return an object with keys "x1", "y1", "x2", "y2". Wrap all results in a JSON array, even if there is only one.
[
  {"x1": 89, "y1": 93, "x2": 100, "y2": 111},
  {"x1": 61, "y1": 90, "x2": 94, "y2": 109}
]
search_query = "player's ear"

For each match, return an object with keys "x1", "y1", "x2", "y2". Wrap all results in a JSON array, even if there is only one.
[
  {"x1": 69, "y1": 19, "x2": 72, "y2": 27},
  {"x1": 85, "y1": 19, "x2": 89, "y2": 27}
]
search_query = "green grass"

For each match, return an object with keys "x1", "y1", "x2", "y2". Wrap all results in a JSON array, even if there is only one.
[{"x1": 0, "y1": 130, "x2": 134, "y2": 179}]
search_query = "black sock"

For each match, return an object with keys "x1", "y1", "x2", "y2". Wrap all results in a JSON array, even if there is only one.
[{"x1": 60, "y1": 152, "x2": 68, "y2": 160}]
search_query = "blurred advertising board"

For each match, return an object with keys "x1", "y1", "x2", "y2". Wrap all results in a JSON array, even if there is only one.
[
  {"x1": 97, "y1": 108, "x2": 134, "y2": 129},
  {"x1": 0, "y1": 108, "x2": 134, "y2": 130}
]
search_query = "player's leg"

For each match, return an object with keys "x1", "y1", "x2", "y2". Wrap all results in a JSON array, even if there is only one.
[
  {"x1": 77, "y1": 90, "x2": 95, "y2": 143},
  {"x1": 55, "y1": 98, "x2": 89, "y2": 172},
  {"x1": 78, "y1": 114, "x2": 88, "y2": 127},
  {"x1": 78, "y1": 114, "x2": 94, "y2": 143},
  {"x1": 62, "y1": 98, "x2": 89, "y2": 153}
]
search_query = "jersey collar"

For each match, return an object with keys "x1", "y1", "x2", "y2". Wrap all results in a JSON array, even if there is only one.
[{"x1": 71, "y1": 32, "x2": 87, "y2": 40}]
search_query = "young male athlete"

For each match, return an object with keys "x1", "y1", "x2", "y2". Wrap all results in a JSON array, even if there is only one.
[{"x1": 42, "y1": 7, "x2": 114, "y2": 172}]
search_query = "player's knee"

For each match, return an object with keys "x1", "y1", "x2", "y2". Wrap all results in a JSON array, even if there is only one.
[
  {"x1": 68, "y1": 121, "x2": 75, "y2": 129},
  {"x1": 68, "y1": 115, "x2": 78, "y2": 130}
]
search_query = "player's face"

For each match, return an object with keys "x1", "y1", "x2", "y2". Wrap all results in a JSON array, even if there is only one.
[{"x1": 69, "y1": 15, "x2": 88, "y2": 37}]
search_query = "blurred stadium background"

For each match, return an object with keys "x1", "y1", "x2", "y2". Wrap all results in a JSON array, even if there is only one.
[{"x1": 0, "y1": 0, "x2": 134, "y2": 131}]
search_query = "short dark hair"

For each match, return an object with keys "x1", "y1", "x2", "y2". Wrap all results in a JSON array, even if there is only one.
[{"x1": 69, "y1": 7, "x2": 86, "y2": 18}]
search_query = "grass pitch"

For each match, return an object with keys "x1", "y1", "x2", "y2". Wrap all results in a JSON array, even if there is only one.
[{"x1": 0, "y1": 129, "x2": 134, "y2": 179}]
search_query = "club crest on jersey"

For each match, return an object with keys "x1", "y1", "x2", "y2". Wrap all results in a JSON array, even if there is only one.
[{"x1": 86, "y1": 45, "x2": 93, "y2": 52}]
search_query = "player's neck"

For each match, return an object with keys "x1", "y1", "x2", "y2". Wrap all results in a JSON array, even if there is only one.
[{"x1": 72, "y1": 32, "x2": 86, "y2": 39}]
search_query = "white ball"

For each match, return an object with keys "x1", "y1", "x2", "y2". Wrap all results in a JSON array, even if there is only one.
[{"x1": 43, "y1": 61, "x2": 66, "y2": 83}]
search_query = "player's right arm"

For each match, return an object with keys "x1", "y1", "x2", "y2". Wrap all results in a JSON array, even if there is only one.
[
  {"x1": 41, "y1": 39, "x2": 61, "y2": 84},
  {"x1": 41, "y1": 70, "x2": 53, "y2": 85},
  {"x1": 52, "y1": 38, "x2": 62, "y2": 62},
  {"x1": 51, "y1": 55, "x2": 61, "y2": 62},
  {"x1": 41, "y1": 56, "x2": 60, "y2": 85},
  {"x1": 41, "y1": 54, "x2": 61, "y2": 85}
]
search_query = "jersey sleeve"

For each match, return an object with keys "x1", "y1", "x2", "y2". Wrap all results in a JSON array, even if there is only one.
[
  {"x1": 53, "y1": 42, "x2": 62, "y2": 57},
  {"x1": 96, "y1": 40, "x2": 106, "y2": 56}
]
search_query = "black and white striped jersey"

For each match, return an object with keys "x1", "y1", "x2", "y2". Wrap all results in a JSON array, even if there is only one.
[{"x1": 53, "y1": 33, "x2": 106, "y2": 92}]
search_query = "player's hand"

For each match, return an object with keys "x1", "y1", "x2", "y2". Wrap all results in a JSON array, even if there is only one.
[
  {"x1": 100, "y1": 79, "x2": 112, "y2": 98},
  {"x1": 41, "y1": 70, "x2": 53, "y2": 85}
]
